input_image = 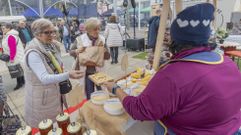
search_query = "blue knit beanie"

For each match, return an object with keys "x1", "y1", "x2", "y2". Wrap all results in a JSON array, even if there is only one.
[{"x1": 170, "y1": 3, "x2": 215, "y2": 45}]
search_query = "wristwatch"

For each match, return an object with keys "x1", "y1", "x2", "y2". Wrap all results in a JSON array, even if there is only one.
[{"x1": 112, "y1": 84, "x2": 121, "y2": 95}]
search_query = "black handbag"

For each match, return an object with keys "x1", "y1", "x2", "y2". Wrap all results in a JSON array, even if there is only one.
[
  {"x1": 0, "y1": 102, "x2": 22, "y2": 134},
  {"x1": 7, "y1": 63, "x2": 24, "y2": 78},
  {"x1": 0, "y1": 54, "x2": 10, "y2": 62},
  {"x1": 59, "y1": 79, "x2": 72, "y2": 94}
]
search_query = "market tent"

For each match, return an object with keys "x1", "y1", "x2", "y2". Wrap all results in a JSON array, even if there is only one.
[
  {"x1": 23, "y1": 8, "x2": 40, "y2": 18},
  {"x1": 44, "y1": 7, "x2": 63, "y2": 17},
  {"x1": 69, "y1": 7, "x2": 78, "y2": 17}
]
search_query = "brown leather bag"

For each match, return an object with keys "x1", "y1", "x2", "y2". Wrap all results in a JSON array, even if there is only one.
[{"x1": 104, "y1": 49, "x2": 110, "y2": 60}]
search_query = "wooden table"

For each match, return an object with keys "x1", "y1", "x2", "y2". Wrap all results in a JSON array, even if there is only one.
[{"x1": 79, "y1": 101, "x2": 136, "y2": 135}]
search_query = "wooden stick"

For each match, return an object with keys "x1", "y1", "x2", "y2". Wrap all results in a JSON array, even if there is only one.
[
  {"x1": 213, "y1": 0, "x2": 218, "y2": 30},
  {"x1": 152, "y1": 0, "x2": 170, "y2": 71},
  {"x1": 175, "y1": 0, "x2": 183, "y2": 14}
]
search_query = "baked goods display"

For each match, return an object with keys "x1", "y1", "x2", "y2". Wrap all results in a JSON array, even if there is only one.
[
  {"x1": 89, "y1": 72, "x2": 114, "y2": 85},
  {"x1": 117, "y1": 68, "x2": 155, "y2": 96}
]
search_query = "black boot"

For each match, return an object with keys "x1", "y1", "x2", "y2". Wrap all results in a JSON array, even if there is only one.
[{"x1": 14, "y1": 77, "x2": 23, "y2": 90}]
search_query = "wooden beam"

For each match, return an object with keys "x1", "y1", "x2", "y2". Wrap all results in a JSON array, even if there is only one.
[
  {"x1": 175, "y1": 0, "x2": 183, "y2": 14},
  {"x1": 152, "y1": 0, "x2": 170, "y2": 71}
]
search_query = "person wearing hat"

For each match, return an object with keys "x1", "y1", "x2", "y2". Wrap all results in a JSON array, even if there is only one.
[{"x1": 104, "y1": 3, "x2": 241, "y2": 135}]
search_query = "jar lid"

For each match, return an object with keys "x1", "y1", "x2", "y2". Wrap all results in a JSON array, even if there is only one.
[
  {"x1": 56, "y1": 112, "x2": 69, "y2": 122},
  {"x1": 47, "y1": 127, "x2": 63, "y2": 135},
  {"x1": 83, "y1": 129, "x2": 98, "y2": 135},
  {"x1": 38, "y1": 119, "x2": 53, "y2": 130},
  {"x1": 16, "y1": 126, "x2": 32, "y2": 135},
  {"x1": 67, "y1": 122, "x2": 81, "y2": 133}
]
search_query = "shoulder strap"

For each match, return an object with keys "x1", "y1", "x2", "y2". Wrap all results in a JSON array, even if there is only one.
[{"x1": 25, "y1": 49, "x2": 58, "y2": 74}]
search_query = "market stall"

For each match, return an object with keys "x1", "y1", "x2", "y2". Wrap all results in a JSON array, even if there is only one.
[{"x1": 16, "y1": 1, "x2": 222, "y2": 135}]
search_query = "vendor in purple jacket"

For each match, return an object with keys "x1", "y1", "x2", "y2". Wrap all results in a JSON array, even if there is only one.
[{"x1": 104, "y1": 3, "x2": 241, "y2": 135}]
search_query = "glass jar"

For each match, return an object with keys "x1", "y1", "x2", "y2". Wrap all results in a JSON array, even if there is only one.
[{"x1": 38, "y1": 119, "x2": 53, "y2": 135}]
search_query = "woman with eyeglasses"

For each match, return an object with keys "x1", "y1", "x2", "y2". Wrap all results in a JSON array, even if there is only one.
[
  {"x1": 1, "y1": 23, "x2": 25, "y2": 90},
  {"x1": 23, "y1": 18, "x2": 84, "y2": 128}
]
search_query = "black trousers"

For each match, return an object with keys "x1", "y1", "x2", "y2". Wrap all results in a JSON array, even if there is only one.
[
  {"x1": 110, "y1": 47, "x2": 119, "y2": 62},
  {"x1": 16, "y1": 76, "x2": 25, "y2": 86}
]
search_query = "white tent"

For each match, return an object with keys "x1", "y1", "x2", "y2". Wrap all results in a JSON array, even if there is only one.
[{"x1": 0, "y1": 16, "x2": 26, "y2": 23}]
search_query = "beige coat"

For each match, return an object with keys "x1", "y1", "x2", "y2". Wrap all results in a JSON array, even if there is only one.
[{"x1": 23, "y1": 38, "x2": 62, "y2": 128}]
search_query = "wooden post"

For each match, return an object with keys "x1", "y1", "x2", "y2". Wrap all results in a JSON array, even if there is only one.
[
  {"x1": 175, "y1": 0, "x2": 182, "y2": 14},
  {"x1": 213, "y1": 0, "x2": 218, "y2": 29},
  {"x1": 152, "y1": 0, "x2": 170, "y2": 71}
]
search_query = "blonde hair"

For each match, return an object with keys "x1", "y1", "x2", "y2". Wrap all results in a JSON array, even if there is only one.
[
  {"x1": 31, "y1": 18, "x2": 54, "y2": 36},
  {"x1": 84, "y1": 17, "x2": 101, "y2": 32}
]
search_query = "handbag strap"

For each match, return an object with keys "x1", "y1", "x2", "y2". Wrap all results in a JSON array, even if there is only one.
[{"x1": 60, "y1": 95, "x2": 69, "y2": 113}]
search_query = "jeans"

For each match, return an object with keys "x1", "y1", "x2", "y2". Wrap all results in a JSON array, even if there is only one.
[
  {"x1": 63, "y1": 35, "x2": 71, "y2": 52},
  {"x1": 110, "y1": 47, "x2": 119, "y2": 63},
  {"x1": 154, "y1": 122, "x2": 175, "y2": 135}
]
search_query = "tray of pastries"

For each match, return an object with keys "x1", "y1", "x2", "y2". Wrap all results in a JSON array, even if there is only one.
[{"x1": 89, "y1": 72, "x2": 114, "y2": 86}]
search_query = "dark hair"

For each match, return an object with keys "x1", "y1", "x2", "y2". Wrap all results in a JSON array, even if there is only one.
[
  {"x1": 169, "y1": 41, "x2": 214, "y2": 55},
  {"x1": 2, "y1": 23, "x2": 13, "y2": 30}
]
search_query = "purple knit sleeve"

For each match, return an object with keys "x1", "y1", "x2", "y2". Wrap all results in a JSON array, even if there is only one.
[
  {"x1": 7, "y1": 35, "x2": 17, "y2": 62},
  {"x1": 122, "y1": 72, "x2": 179, "y2": 121}
]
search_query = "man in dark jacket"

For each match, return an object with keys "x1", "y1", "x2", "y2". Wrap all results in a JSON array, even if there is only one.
[{"x1": 17, "y1": 20, "x2": 33, "y2": 47}]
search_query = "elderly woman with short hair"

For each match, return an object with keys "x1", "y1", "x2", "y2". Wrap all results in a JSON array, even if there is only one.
[
  {"x1": 73, "y1": 17, "x2": 106, "y2": 100},
  {"x1": 23, "y1": 18, "x2": 83, "y2": 128}
]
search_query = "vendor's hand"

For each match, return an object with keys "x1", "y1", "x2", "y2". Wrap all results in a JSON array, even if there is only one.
[
  {"x1": 103, "y1": 81, "x2": 116, "y2": 93},
  {"x1": 69, "y1": 70, "x2": 84, "y2": 79}
]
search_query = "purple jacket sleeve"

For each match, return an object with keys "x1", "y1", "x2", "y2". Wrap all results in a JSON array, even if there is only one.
[{"x1": 122, "y1": 72, "x2": 179, "y2": 121}]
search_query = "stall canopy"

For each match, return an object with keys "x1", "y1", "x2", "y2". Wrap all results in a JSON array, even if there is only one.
[
  {"x1": 44, "y1": 7, "x2": 63, "y2": 17},
  {"x1": 23, "y1": 7, "x2": 63, "y2": 18},
  {"x1": 23, "y1": 8, "x2": 40, "y2": 18},
  {"x1": 69, "y1": 8, "x2": 78, "y2": 17}
]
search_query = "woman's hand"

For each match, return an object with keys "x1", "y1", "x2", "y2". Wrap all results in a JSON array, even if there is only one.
[
  {"x1": 103, "y1": 81, "x2": 116, "y2": 93},
  {"x1": 69, "y1": 70, "x2": 84, "y2": 79}
]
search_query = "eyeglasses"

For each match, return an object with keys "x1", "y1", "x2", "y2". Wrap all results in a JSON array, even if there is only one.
[{"x1": 41, "y1": 30, "x2": 57, "y2": 35}]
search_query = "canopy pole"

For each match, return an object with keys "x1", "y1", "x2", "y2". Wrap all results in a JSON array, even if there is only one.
[
  {"x1": 152, "y1": 0, "x2": 170, "y2": 71},
  {"x1": 175, "y1": 0, "x2": 182, "y2": 14}
]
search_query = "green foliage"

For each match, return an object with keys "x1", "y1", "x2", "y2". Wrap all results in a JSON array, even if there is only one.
[{"x1": 132, "y1": 52, "x2": 147, "y2": 60}]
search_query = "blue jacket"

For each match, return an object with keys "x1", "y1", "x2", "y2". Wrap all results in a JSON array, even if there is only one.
[{"x1": 148, "y1": 16, "x2": 160, "y2": 48}]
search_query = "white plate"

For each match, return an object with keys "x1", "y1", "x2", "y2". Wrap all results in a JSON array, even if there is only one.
[
  {"x1": 90, "y1": 91, "x2": 109, "y2": 105},
  {"x1": 104, "y1": 98, "x2": 124, "y2": 116}
]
